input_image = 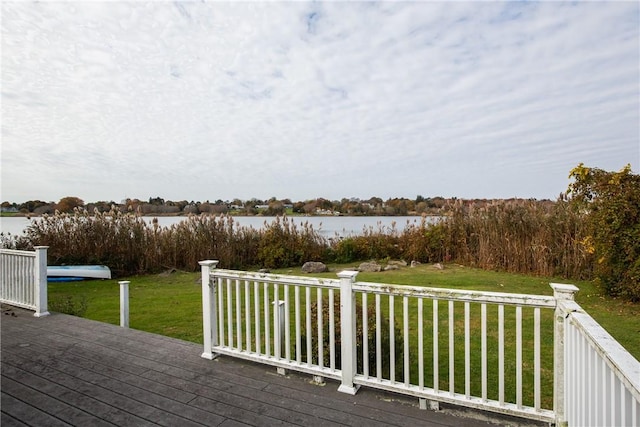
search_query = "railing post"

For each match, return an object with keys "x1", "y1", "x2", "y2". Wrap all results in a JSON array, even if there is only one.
[
  {"x1": 119, "y1": 281, "x2": 130, "y2": 327},
  {"x1": 200, "y1": 260, "x2": 219, "y2": 360},
  {"x1": 33, "y1": 246, "x2": 49, "y2": 317},
  {"x1": 337, "y1": 270, "x2": 359, "y2": 395},
  {"x1": 551, "y1": 283, "x2": 579, "y2": 427}
]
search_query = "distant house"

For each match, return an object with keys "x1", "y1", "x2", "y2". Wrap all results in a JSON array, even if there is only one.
[{"x1": 1, "y1": 207, "x2": 18, "y2": 213}]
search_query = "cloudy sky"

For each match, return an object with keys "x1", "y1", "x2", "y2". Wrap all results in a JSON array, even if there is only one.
[{"x1": 1, "y1": 1, "x2": 638, "y2": 204}]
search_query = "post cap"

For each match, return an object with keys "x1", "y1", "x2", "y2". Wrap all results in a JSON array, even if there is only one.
[
  {"x1": 550, "y1": 283, "x2": 579, "y2": 300},
  {"x1": 337, "y1": 270, "x2": 359, "y2": 280},
  {"x1": 198, "y1": 260, "x2": 219, "y2": 267}
]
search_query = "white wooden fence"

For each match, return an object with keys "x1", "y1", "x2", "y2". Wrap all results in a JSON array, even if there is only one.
[
  {"x1": 200, "y1": 262, "x2": 640, "y2": 426},
  {"x1": 556, "y1": 285, "x2": 640, "y2": 427},
  {"x1": 0, "y1": 247, "x2": 49, "y2": 317}
]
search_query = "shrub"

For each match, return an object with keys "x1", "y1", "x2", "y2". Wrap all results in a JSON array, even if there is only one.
[
  {"x1": 302, "y1": 295, "x2": 403, "y2": 378},
  {"x1": 568, "y1": 164, "x2": 640, "y2": 301}
]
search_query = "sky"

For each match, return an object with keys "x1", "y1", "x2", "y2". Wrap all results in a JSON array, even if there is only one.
[{"x1": 1, "y1": 1, "x2": 639, "y2": 204}]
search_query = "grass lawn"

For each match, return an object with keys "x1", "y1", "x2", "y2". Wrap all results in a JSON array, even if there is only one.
[{"x1": 48, "y1": 262, "x2": 640, "y2": 362}]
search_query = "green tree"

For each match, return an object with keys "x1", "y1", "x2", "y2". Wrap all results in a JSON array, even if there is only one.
[{"x1": 568, "y1": 164, "x2": 640, "y2": 301}]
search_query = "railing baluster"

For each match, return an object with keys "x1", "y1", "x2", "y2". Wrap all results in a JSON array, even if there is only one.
[
  {"x1": 516, "y1": 305, "x2": 522, "y2": 408},
  {"x1": 418, "y1": 298, "x2": 424, "y2": 391},
  {"x1": 218, "y1": 277, "x2": 225, "y2": 347},
  {"x1": 449, "y1": 300, "x2": 454, "y2": 396},
  {"x1": 481, "y1": 303, "x2": 487, "y2": 402},
  {"x1": 317, "y1": 287, "x2": 323, "y2": 368},
  {"x1": 403, "y1": 295, "x2": 409, "y2": 387},
  {"x1": 600, "y1": 347, "x2": 606, "y2": 426},
  {"x1": 295, "y1": 285, "x2": 301, "y2": 363},
  {"x1": 376, "y1": 293, "x2": 382, "y2": 380},
  {"x1": 254, "y1": 281, "x2": 261, "y2": 355},
  {"x1": 329, "y1": 288, "x2": 335, "y2": 371},
  {"x1": 245, "y1": 280, "x2": 251, "y2": 352},
  {"x1": 226, "y1": 278, "x2": 233, "y2": 348},
  {"x1": 465, "y1": 301, "x2": 470, "y2": 399},
  {"x1": 498, "y1": 304, "x2": 504, "y2": 405},
  {"x1": 389, "y1": 294, "x2": 395, "y2": 383},
  {"x1": 285, "y1": 284, "x2": 291, "y2": 361},
  {"x1": 264, "y1": 282, "x2": 270, "y2": 357},
  {"x1": 236, "y1": 279, "x2": 242, "y2": 350},
  {"x1": 274, "y1": 284, "x2": 280, "y2": 359},
  {"x1": 362, "y1": 292, "x2": 368, "y2": 377},
  {"x1": 306, "y1": 286, "x2": 312, "y2": 366},
  {"x1": 534, "y1": 307, "x2": 540, "y2": 411},
  {"x1": 433, "y1": 299, "x2": 439, "y2": 393}
]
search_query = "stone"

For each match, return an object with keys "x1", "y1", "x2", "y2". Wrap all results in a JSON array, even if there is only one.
[
  {"x1": 410, "y1": 260, "x2": 421, "y2": 268},
  {"x1": 433, "y1": 263, "x2": 444, "y2": 270},
  {"x1": 301, "y1": 261, "x2": 328, "y2": 273},
  {"x1": 388, "y1": 260, "x2": 408, "y2": 267},
  {"x1": 384, "y1": 264, "x2": 399, "y2": 271},
  {"x1": 358, "y1": 262, "x2": 381, "y2": 272}
]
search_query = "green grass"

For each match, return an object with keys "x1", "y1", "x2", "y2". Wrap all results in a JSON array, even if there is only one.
[{"x1": 48, "y1": 263, "x2": 640, "y2": 358}]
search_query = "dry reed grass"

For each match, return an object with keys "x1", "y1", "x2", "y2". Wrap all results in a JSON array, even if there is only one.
[{"x1": 3, "y1": 200, "x2": 592, "y2": 280}]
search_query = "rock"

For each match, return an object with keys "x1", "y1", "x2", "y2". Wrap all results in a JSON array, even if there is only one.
[
  {"x1": 388, "y1": 260, "x2": 408, "y2": 267},
  {"x1": 258, "y1": 268, "x2": 270, "y2": 273},
  {"x1": 358, "y1": 262, "x2": 381, "y2": 272},
  {"x1": 433, "y1": 263, "x2": 444, "y2": 270},
  {"x1": 410, "y1": 260, "x2": 421, "y2": 268},
  {"x1": 301, "y1": 262, "x2": 328, "y2": 273},
  {"x1": 384, "y1": 264, "x2": 399, "y2": 271}
]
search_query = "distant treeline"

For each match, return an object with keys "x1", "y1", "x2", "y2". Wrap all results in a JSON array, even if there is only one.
[{"x1": 1, "y1": 195, "x2": 555, "y2": 217}]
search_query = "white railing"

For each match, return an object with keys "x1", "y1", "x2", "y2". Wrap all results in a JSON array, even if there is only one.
[
  {"x1": 555, "y1": 285, "x2": 640, "y2": 427},
  {"x1": 200, "y1": 262, "x2": 640, "y2": 425},
  {"x1": 200, "y1": 261, "x2": 565, "y2": 422},
  {"x1": 0, "y1": 246, "x2": 49, "y2": 316}
]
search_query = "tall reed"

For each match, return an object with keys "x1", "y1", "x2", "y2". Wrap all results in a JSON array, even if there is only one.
[{"x1": 4, "y1": 201, "x2": 592, "y2": 280}]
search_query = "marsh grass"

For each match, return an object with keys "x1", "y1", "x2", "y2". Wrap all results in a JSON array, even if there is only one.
[{"x1": 6, "y1": 200, "x2": 591, "y2": 282}]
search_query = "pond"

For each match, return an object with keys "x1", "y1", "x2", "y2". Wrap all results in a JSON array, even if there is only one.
[{"x1": 1, "y1": 215, "x2": 439, "y2": 238}]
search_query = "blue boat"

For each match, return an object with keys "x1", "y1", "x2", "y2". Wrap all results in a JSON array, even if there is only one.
[{"x1": 47, "y1": 265, "x2": 111, "y2": 281}]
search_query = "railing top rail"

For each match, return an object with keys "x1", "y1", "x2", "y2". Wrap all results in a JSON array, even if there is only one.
[
  {"x1": 210, "y1": 268, "x2": 340, "y2": 289},
  {"x1": 354, "y1": 281, "x2": 557, "y2": 307},
  {"x1": 208, "y1": 268, "x2": 555, "y2": 308},
  {"x1": 0, "y1": 249, "x2": 36, "y2": 257},
  {"x1": 568, "y1": 308, "x2": 640, "y2": 401}
]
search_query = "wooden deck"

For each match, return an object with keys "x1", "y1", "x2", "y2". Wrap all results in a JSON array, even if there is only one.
[{"x1": 1, "y1": 305, "x2": 500, "y2": 427}]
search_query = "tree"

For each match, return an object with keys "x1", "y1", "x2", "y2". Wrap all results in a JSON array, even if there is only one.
[
  {"x1": 56, "y1": 196, "x2": 84, "y2": 213},
  {"x1": 568, "y1": 163, "x2": 640, "y2": 301}
]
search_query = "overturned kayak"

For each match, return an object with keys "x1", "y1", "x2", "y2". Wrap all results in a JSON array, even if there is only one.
[{"x1": 47, "y1": 265, "x2": 111, "y2": 281}]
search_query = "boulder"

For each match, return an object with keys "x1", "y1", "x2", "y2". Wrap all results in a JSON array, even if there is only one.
[
  {"x1": 301, "y1": 261, "x2": 328, "y2": 273},
  {"x1": 433, "y1": 263, "x2": 444, "y2": 270},
  {"x1": 384, "y1": 264, "x2": 399, "y2": 271},
  {"x1": 410, "y1": 260, "x2": 421, "y2": 268},
  {"x1": 388, "y1": 260, "x2": 408, "y2": 267},
  {"x1": 358, "y1": 262, "x2": 381, "y2": 272}
]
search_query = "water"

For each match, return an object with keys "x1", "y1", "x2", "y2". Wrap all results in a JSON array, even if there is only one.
[{"x1": 0, "y1": 215, "x2": 436, "y2": 238}]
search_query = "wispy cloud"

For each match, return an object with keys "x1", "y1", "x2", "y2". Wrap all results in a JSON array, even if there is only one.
[{"x1": 1, "y1": 1, "x2": 638, "y2": 202}]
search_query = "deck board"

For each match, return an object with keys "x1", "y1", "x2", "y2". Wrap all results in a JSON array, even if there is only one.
[{"x1": 1, "y1": 305, "x2": 498, "y2": 427}]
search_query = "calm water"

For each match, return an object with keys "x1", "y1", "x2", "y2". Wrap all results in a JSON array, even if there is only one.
[{"x1": 1, "y1": 215, "x2": 436, "y2": 238}]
